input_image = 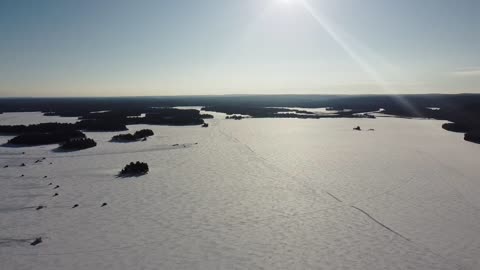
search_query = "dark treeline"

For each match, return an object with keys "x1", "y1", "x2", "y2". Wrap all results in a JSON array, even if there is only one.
[
  {"x1": 202, "y1": 106, "x2": 315, "y2": 118},
  {"x1": 202, "y1": 106, "x2": 374, "y2": 119},
  {"x1": 134, "y1": 129, "x2": 154, "y2": 138},
  {"x1": 111, "y1": 129, "x2": 154, "y2": 142},
  {"x1": 0, "y1": 109, "x2": 209, "y2": 136},
  {"x1": 0, "y1": 94, "x2": 479, "y2": 115},
  {"x1": 464, "y1": 131, "x2": 480, "y2": 144},
  {"x1": 139, "y1": 109, "x2": 207, "y2": 125},
  {"x1": 7, "y1": 130, "x2": 85, "y2": 146},
  {"x1": 79, "y1": 119, "x2": 128, "y2": 131},
  {"x1": 1, "y1": 109, "x2": 207, "y2": 146},
  {"x1": 0, "y1": 121, "x2": 126, "y2": 134},
  {"x1": 111, "y1": 133, "x2": 137, "y2": 142},
  {"x1": 1, "y1": 94, "x2": 480, "y2": 143},
  {"x1": 0, "y1": 122, "x2": 77, "y2": 134},
  {"x1": 80, "y1": 109, "x2": 210, "y2": 128},
  {"x1": 60, "y1": 138, "x2": 97, "y2": 150},
  {"x1": 226, "y1": 115, "x2": 245, "y2": 120}
]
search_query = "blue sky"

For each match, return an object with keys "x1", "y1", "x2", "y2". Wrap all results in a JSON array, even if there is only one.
[{"x1": 0, "y1": 0, "x2": 479, "y2": 97}]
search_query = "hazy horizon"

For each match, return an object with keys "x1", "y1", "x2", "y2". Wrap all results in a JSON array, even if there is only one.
[
  {"x1": 1, "y1": 93, "x2": 480, "y2": 100},
  {"x1": 1, "y1": 0, "x2": 479, "y2": 97}
]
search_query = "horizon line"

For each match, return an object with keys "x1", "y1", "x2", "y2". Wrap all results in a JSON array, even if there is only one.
[{"x1": 0, "y1": 92, "x2": 478, "y2": 99}]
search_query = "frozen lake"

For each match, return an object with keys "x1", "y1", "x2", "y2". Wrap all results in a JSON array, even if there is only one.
[
  {"x1": 0, "y1": 112, "x2": 78, "y2": 125},
  {"x1": 1, "y1": 112, "x2": 479, "y2": 269}
]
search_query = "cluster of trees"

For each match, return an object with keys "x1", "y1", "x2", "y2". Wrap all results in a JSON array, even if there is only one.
[
  {"x1": 0, "y1": 109, "x2": 208, "y2": 147},
  {"x1": 79, "y1": 108, "x2": 208, "y2": 126},
  {"x1": 226, "y1": 115, "x2": 244, "y2": 120},
  {"x1": 6, "y1": 129, "x2": 98, "y2": 149},
  {"x1": 0, "y1": 122, "x2": 77, "y2": 134},
  {"x1": 60, "y1": 138, "x2": 97, "y2": 150},
  {"x1": 77, "y1": 120, "x2": 127, "y2": 131},
  {"x1": 7, "y1": 131, "x2": 85, "y2": 146},
  {"x1": 0, "y1": 109, "x2": 209, "y2": 139},
  {"x1": 111, "y1": 133, "x2": 136, "y2": 142},
  {"x1": 133, "y1": 129, "x2": 154, "y2": 138},
  {"x1": 442, "y1": 123, "x2": 468, "y2": 133},
  {"x1": 357, "y1": 113, "x2": 376, "y2": 119},
  {"x1": 120, "y1": 161, "x2": 149, "y2": 175},
  {"x1": 111, "y1": 129, "x2": 154, "y2": 142},
  {"x1": 465, "y1": 131, "x2": 480, "y2": 144},
  {"x1": 441, "y1": 111, "x2": 480, "y2": 144},
  {"x1": 2, "y1": 95, "x2": 480, "y2": 144},
  {"x1": 200, "y1": 114, "x2": 214, "y2": 119},
  {"x1": 138, "y1": 109, "x2": 206, "y2": 126},
  {"x1": 0, "y1": 121, "x2": 126, "y2": 135}
]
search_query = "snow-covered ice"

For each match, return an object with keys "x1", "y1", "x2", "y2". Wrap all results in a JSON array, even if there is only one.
[
  {"x1": 1, "y1": 113, "x2": 479, "y2": 269},
  {"x1": 0, "y1": 112, "x2": 78, "y2": 126}
]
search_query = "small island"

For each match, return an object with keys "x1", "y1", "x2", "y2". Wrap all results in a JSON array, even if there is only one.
[
  {"x1": 7, "y1": 130, "x2": 86, "y2": 146},
  {"x1": 226, "y1": 115, "x2": 244, "y2": 120},
  {"x1": 60, "y1": 138, "x2": 97, "y2": 150},
  {"x1": 120, "y1": 161, "x2": 149, "y2": 176},
  {"x1": 111, "y1": 129, "x2": 154, "y2": 142}
]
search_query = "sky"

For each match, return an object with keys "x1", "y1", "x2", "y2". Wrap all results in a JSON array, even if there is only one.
[{"x1": 0, "y1": 0, "x2": 479, "y2": 97}]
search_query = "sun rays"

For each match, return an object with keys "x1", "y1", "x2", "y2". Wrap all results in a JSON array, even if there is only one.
[{"x1": 297, "y1": 0, "x2": 421, "y2": 114}]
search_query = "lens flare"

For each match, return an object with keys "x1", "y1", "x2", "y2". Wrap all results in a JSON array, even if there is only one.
[{"x1": 298, "y1": 0, "x2": 420, "y2": 115}]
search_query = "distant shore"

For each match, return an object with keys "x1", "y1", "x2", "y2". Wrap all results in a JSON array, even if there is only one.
[{"x1": 1, "y1": 94, "x2": 479, "y2": 144}]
